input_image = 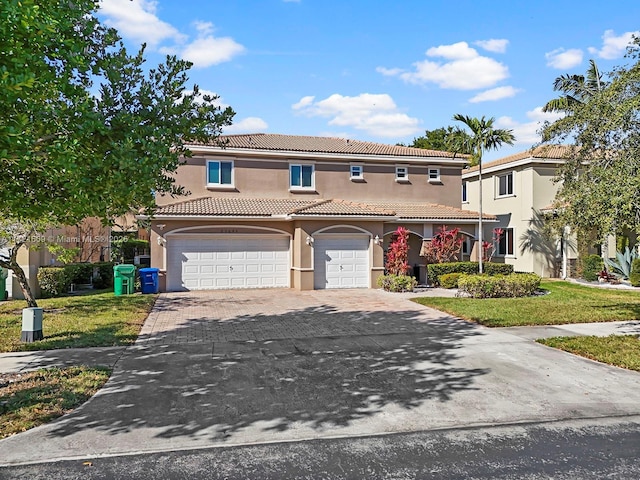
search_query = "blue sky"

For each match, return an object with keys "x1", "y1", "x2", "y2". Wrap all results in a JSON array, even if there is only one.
[{"x1": 98, "y1": 0, "x2": 640, "y2": 161}]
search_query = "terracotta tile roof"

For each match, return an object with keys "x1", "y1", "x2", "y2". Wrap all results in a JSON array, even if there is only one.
[
  {"x1": 155, "y1": 197, "x2": 318, "y2": 216},
  {"x1": 363, "y1": 202, "x2": 495, "y2": 221},
  {"x1": 154, "y1": 197, "x2": 490, "y2": 221},
  {"x1": 466, "y1": 145, "x2": 572, "y2": 174},
  {"x1": 190, "y1": 133, "x2": 469, "y2": 159}
]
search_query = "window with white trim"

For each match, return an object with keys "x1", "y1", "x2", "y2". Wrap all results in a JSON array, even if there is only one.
[
  {"x1": 462, "y1": 181, "x2": 468, "y2": 202},
  {"x1": 350, "y1": 164, "x2": 363, "y2": 180},
  {"x1": 497, "y1": 172, "x2": 514, "y2": 197},
  {"x1": 207, "y1": 160, "x2": 233, "y2": 186},
  {"x1": 290, "y1": 164, "x2": 314, "y2": 189},
  {"x1": 497, "y1": 228, "x2": 515, "y2": 256},
  {"x1": 428, "y1": 168, "x2": 441, "y2": 182},
  {"x1": 395, "y1": 165, "x2": 409, "y2": 182}
]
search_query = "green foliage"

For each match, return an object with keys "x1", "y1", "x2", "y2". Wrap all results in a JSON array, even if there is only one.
[
  {"x1": 629, "y1": 258, "x2": 640, "y2": 287},
  {"x1": 47, "y1": 244, "x2": 81, "y2": 265},
  {"x1": 457, "y1": 273, "x2": 541, "y2": 299},
  {"x1": 409, "y1": 126, "x2": 474, "y2": 155},
  {"x1": 37, "y1": 267, "x2": 72, "y2": 298},
  {"x1": 427, "y1": 262, "x2": 514, "y2": 286},
  {"x1": 541, "y1": 38, "x2": 640, "y2": 239},
  {"x1": 92, "y1": 262, "x2": 115, "y2": 289},
  {"x1": 64, "y1": 263, "x2": 94, "y2": 285},
  {"x1": 0, "y1": 0, "x2": 234, "y2": 224},
  {"x1": 439, "y1": 273, "x2": 464, "y2": 289},
  {"x1": 604, "y1": 246, "x2": 639, "y2": 280},
  {"x1": 452, "y1": 115, "x2": 515, "y2": 167},
  {"x1": 581, "y1": 254, "x2": 604, "y2": 281},
  {"x1": 111, "y1": 238, "x2": 150, "y2": 263},
  {"x1": 377, "y1": 274, "x2": 417, "y2": 293}
]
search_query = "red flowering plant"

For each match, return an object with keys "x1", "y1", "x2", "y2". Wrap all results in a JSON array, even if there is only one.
[
  {"x1": 385, "y1": 226, "x2": 410, "y2": 275},
  {"x1": 421, "y1": 225, "x2": 463, "y2": 263},
  {"x1": 482, "y1": 228, "x2": 504, "y2": 262}
]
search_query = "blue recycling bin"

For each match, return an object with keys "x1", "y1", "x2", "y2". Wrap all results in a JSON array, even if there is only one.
[{"x1": 139, "y1": 267, "x2": 160, "y2": 294}]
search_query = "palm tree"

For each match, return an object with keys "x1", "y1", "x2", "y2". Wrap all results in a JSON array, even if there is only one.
[
  {"x1": 542, "y1": 59, "x2": 607, "y2": 113},
  {"x1": 453, "y1": 114, "x2": 515, "y2": 273}
]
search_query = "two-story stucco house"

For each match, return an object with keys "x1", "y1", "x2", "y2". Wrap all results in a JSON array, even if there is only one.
[
  {"x1": 149, "y1": 134, "x2": 495, "y2": 292},
  {"x1": 461, "y1": 145, "x2": 614, "y2": 278}
]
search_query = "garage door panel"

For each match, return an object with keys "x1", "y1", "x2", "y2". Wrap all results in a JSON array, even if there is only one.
[
  {"x1": 168, "y1": 235, "x2": 290, "y2": 291},
  {"x1": 314, "y1": 236, "x2": 369, "y2": 289}
]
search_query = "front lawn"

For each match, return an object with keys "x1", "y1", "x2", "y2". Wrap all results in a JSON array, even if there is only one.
[
  {"x1": 0, "y1": 366, "x2": 111, "y2": 439},
  {"x1": 413, "y1": 280, "x2": 640, "y2": 327},
  {"x1": 538, "y1": 335, "x2": 640, "y2": 372},
  {"x1": 0, "y1": 290, "x2": 157, "y2": 352}
]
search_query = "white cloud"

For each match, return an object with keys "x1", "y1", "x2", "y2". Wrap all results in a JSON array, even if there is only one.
[
  {"x1": 99, "y1": 0, "x2": 185, "y2": 47},
  {"x1": 380, "y1": 41, "x2": 509, "y2": 90},
  {"x1": 475, "y1": 39, "x2": 509, "y2": 53},
  {"x1": 180, "y1": 33, "x2": 246, "y2": 68},
  {"x1": 545, "y1": 48, "x2": 583, "y2": 69},
  {"x1": 495, "y1": 107, "x2": 564, "y2": 144},
  {"x1": 292, "y1": 93, "x2": 421, "y2": 138},
  {"x1": 99, "y1": 1, "x2": 245, "y2": 67},
  {"x1": 588, "y1": 30, "x2": 639, "y2": 59},
  {"x1": 468, "y1": 86, "x2": 520, "y2": 103},
  {"x1": 224, "y1": 117, "x2": 269, "y2": 133},
  {"x1": 183, "y1": 89, "x2": 229, "y2": 108}
]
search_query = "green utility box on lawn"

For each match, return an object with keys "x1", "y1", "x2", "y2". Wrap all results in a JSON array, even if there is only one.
[
  {"x1": 0, "y1": 268, "x2": 7, "y2": 301},
  {"x1": 113, "y1": 264, "x2": 136, "y2": 296}
]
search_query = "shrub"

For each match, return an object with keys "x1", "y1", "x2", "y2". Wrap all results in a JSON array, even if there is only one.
[
  {"x1": 64, "y1": 263, "x2": 94, "y2": 285},
  {"x1": 581, "y1": 254, "x2": 603, "y2": 282},
  {"x1": 630, "y1": 258, "x2": 640, "y2": 287},
  {"x1": 439, "y1": 273, "x2": 464, "y2": 289},
  {"x1": 457, "y1": 273, "x2": 541, "y2": 299},
  {"x1": 37, "y1": 267, "x2": 72, "y2": 298},
  {"x1": 385, "y1": 227, "x2": 410, "y2": 276},
  {"x1": 604, "y1": 247, "x2": 639, "y2": 280},
  {"x1": 427, "y1": 262, "x2": 514, "y2": 286},
  {"x1": 377, "y1": 274, "x2": 417, "y2": 292},
  {"x1": 92, "y1": 262, "x2": 115, "y2": 289}
]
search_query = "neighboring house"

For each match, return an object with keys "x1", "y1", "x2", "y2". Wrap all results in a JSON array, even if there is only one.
[
  {"x1": 148, "y1": 134, "x2": 495, "y2": 291},
  {"x1": 461, "y1": 145, "x2": 614, "y2": 278}
]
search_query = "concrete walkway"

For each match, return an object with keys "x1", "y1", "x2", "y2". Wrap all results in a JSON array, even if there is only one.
[{"x1": 1, "y1": 288, "x2": 640, "y2": 466}]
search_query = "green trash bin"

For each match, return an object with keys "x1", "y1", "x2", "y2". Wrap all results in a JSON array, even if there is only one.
[
  {"x1": 0, "y1": 268, "x2": 7, "y2": 301},
  {"x1": 113, "y1": 264, "x2": 136, "y2": 296}
]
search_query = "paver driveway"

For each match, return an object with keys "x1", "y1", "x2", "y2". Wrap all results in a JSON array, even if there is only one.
[{"x1": 2, "y1": 288, "x2": 640, "y2": 465}]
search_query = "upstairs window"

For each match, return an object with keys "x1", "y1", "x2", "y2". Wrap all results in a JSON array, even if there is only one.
[
  {"x1": 350, "y1": 164, "x2": 364, "y2": 180},
  {"x1": 428, "y1": 168, "x2": 441, "y2": 183},
  {"x1": 497, "y1": 172, "x2": 514, "y2": 197},
  {"x1": 290, "y1": 164, "x2": 314, "y2": 189},
  {"x1": 207, "y1": 160, "x2": 233, "y2": 186},
  {"x1": 395, "y1": 165, "x2": 409, "y2": 182}
]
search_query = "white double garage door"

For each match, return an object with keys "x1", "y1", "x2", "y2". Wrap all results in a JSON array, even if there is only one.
[{"x1": 166, "y1": 234, "x2": 370, "y2": 291}]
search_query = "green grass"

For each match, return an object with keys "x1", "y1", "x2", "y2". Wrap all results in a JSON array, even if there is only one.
[
  {"x1": 0, "y1": 290, "x2": 157, "y2": 352},
  {"x1": 0, "y1": 366, "x2": 111, "y2": 439},
  {"x1": 538, "y1": 335, "x2": 640, "y2": 372},
  {"x1": 413, "y1": 280, "x2": 640, "y2": 327}
]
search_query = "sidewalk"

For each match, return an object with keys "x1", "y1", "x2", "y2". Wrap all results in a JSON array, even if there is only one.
[{"x1": 0, "y1": 346, "x2": 128, "y2": 374}]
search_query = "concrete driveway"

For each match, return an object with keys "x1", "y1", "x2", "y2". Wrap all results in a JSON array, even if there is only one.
[{"x1": 2, "y1": 288, "x2": 640, "y2": 465}]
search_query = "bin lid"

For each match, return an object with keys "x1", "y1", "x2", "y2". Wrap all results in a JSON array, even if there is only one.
[
  {"x1": 114, "y1": 264, "x2": 136, "y2": 274},
  {"x1": 139, "y1": 268, "x2": 159, "y2": 274}
]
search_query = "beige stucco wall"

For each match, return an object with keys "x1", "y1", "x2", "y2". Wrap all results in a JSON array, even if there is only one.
[{"x1": 157, "y1": 156, "x2": 463, "y2": 208}]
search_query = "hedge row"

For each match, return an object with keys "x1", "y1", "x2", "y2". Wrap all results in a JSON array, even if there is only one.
[
  {"x1": 37, "y1": 262, "x2": 115, "y2": 297},
  {"x1": 377, "y1": 274, "x2": 417, "y2": 292},
  {"x1": 457, "y1": 273, "x2": 541, "y2": 299},
  {"x1": 427, "y1": 262, "x2": 514, "y2": 286}
]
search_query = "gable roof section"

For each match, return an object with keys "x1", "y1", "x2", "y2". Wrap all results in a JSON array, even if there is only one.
[
  {"x1": 188, "y1": 133, "x2": 469, "y2": 161},
  {"x1": 463, "y1": 145, "x2": 572, "y2": 178},
  {"x1": 152, "y1": 197, "x2": 493, "y2": 221}
]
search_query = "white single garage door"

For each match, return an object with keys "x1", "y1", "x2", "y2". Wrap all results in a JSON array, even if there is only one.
[
  {"x1": 167, "y1": 235, "x2": 290, "y2": 291},
  {"x1": 314, "y1": 236, "x2": 370, "y2": 289}
]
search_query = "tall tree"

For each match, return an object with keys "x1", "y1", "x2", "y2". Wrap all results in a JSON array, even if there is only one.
[
  {"x1": 542, "y1": 59, "x2": 608, "y2": 114},
  {"x1": 409, "y1": 126, "x2": 474, "y2": 157},
  {"x1": 0, "y1": 0, "x2": 234, "y2": 306},
  {"x1": 453, "y1": 115, "x2": 515, "y2": 273},
  {"x1": 541, "y1": 37, "x2": 640, "y2": 244}
]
